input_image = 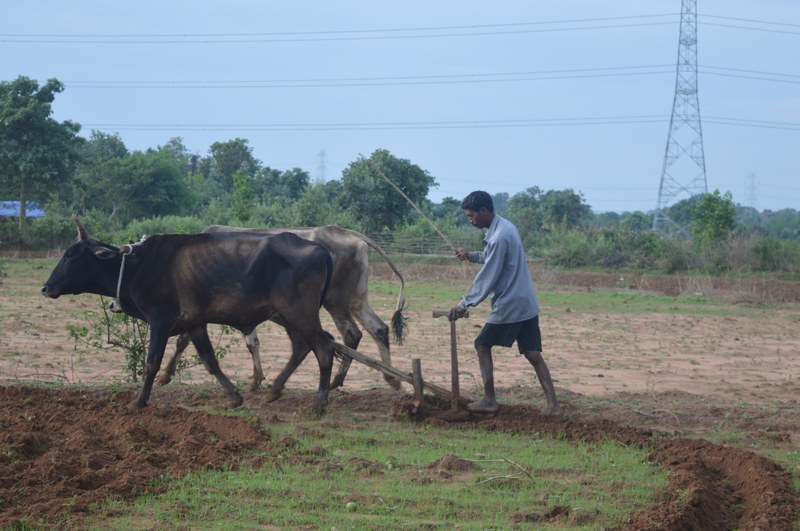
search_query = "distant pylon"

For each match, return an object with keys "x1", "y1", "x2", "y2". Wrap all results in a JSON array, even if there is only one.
[
  {"x1": 653, "y1": 0, "x2": 707, "y2": 234},
  {"x1": 315, "y1": 150, "x2": 328, "y2": 182}
]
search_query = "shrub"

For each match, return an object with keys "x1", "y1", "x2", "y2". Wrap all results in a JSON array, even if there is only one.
[
  {"x1": 752, "y1": 237, "x2": 799, "y2": 272},
  {"x1": 655, "y1": 237, "x2": 692, "y2": 273},
  {"x1": 67, "y1": 301, "x2": 150, "y2": 382},
  {"x1": 544, "y1": 228, "x2": 596, "y2": 267},
  {"x1": 118, "y1": 215, "x2": 206, "y2": 242},
  {"x1": 67, "y1": 297, "x2": 238, "y2": 382}
]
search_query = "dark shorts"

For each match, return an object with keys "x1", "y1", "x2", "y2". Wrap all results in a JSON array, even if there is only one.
[{"x1": 475, "y1": 316, "x2": 542, "y2": 354}]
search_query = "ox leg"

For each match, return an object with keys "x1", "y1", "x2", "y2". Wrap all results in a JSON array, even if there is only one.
[
  {"x1": 132, "y1": 324, "x2": 171, "y2": 409},
  {"x1": 330, "y1": 314, "x2": 362, "y2": 390},
  {"x1": 244, "y1": 330, "x2": 265, "y2": 392},
  {"x1": 266, "y1": 331, "x2": 312, "y2": 404},
  {"x1": 353, "y1": 303, "x2": 401, "y2": 390},
  {"x1": 156, "y1": 332, "x2": 191, "y2": 386},
  {"x1": 190, "y1": 327, "x2": 243, "y2": 408},
  {"x1": 309, "y1": 333, "x2": 335, "y2": 413}
]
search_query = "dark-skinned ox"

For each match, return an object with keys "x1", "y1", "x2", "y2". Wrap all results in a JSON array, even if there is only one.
[
  {"x1": 41, "y1": 217, "x2": 336, "y2": 412},
  {"x1": 157, "y1": 224, "x2": 408, "y2": 393}
]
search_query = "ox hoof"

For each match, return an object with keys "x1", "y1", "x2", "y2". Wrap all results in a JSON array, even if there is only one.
[
  {"x1": 128, "y1": 400, "x2": 147, "y2": 411},
  {"x1": 249, "y1": 381, "x2": 263, "y2": 393},
  {"x1": 227, "y1": 393, "x2": 244, "y2": 408},
  {"x1": 330, "y1": 375, "x2": 345, "y2": 390},
  {"x1": 540, "y1": 404, "x2": 562, "y2": 417},
  {"x1": 155, "y1": 375, "x2": 172, "y2": 387},
  {"x1": 265, "y1": 388, "x2": 282, "y2": 403},
  {"x1": 384, "y1": 376, "x2": 402, "y2": 390}
]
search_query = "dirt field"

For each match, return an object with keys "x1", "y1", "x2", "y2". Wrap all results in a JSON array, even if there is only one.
[{"x1": 1, "y1": 258, "x2": 799, "y2": 529}]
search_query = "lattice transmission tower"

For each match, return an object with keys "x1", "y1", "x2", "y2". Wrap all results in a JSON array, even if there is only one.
[
  {"x1": 653, "y1": 0, "x2": 707, "y2": 234},
  {"x1": 315, "y1": 149, "x2": 328, "y2": 182}
]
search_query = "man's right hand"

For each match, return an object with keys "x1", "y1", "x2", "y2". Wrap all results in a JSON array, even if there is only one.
[
  {"x1": 449, "y1": 305, "x2": 467, "y2": 321},
  {"x1": 454, "y1": 248, "x2": 469, "y2": 261}
]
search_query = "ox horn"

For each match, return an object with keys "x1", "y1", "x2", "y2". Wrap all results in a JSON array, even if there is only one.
[{"x1": 74, "y1": 214, "x2": 90, "y2": 241}]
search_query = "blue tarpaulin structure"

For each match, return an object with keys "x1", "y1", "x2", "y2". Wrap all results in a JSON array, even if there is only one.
[{"x1": 0, "y1": 201, "x2": 45, "y2": 218}]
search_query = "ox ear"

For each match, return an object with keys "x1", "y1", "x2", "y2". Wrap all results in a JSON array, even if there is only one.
[
  {"x1": 94, "y1": 248, "x2": 118, "y2": 260},
  {"x1": 74, "y1": 215, "x2": 90, "y2": 241}
]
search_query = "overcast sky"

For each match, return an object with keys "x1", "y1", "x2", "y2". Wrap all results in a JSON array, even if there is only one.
[{"x1": 2, "y1": 1, "x2": 798, "y2": 213}]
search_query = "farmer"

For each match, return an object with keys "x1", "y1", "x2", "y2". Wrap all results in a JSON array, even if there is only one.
[{"x1": 449, "y1": 190, "x2": 561, "y2": 415}]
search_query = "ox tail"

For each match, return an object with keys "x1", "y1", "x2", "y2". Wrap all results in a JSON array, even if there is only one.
[
  {"x1": 320, "y1": 250, "x2": 334, "y2": 310},
  {"x1": 358, "y1": 233, "x2": 408, "y2": 345}
]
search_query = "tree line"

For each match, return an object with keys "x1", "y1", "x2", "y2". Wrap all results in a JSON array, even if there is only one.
[{"x1": 1, "y1": 75, "x2": 798, "y2": 274}]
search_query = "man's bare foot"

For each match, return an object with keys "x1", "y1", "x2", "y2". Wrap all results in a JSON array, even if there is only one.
[
  {"x1": 467, "y1": 398, "x2": 498, "y2": 413},
  {"x1": 540, "y1": 403, "x2": 561, "y2": 416}
]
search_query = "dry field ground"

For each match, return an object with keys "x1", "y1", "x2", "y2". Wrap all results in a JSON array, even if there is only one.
[{"x1": 1, "y1": 255, "x2": 799, "y2": 529}]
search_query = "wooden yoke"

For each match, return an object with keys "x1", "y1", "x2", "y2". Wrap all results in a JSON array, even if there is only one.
[{"x1": 432, "y1": 310, "x2": 469, "y2": 411}]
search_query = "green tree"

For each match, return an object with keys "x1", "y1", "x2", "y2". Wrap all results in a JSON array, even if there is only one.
[
  {"x1": 664, "y1": 195, "x2": 703, "y2": 232},
  {"x1": 763, "y1": 208, "x2": 800, "y2": 240},
  {"x1": 506, "y1": 186, "x2": 544, "y2": 246},
  {"x1": 230, "y1": 170, "x2": 256, "y2": 223},
  {"x1": 72, "y1": 131, "x2": 129, "y2": 216},
  {"x1": 691, "y1": 190, "x2": 736, "y2": 245},
  {"x1": 339, "y1": 149, "x2": 436, "y2": 233},
  {"x1": 159, "y1": 137, "x2": 195, "y2": 176},
  {"x1": 290, "y1": 181, "x2": 337, "y2": 226},
  {"x1": 253, "y1": 167, "x2": 310, "y2": 204},
  {"x1": 491, "y1": 192, "x2": 510, "y2": 215},
  {"x1": 538, "y1": 189, "x2": 591, "y2": 230},
  {"x1": 199, "y1": 138, "x2": 260, "y2": 193},
  {"x1": 620, "y1": 211, "x2": 653, "y2": 232},
  {"x1": 0, "y1": 76, "x2": 82, "y2": 241},
  {"x1": 74, "y1": 139, "x2": 191, "y2": 225}
]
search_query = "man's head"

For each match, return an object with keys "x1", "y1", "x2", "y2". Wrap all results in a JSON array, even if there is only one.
[{"x1": 461, "y1": 191, "x2": 495, "y2": 229}]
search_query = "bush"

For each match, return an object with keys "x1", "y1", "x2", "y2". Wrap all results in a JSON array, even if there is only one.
[
  {"x1": 752, "y1": 237, "x2": 799, "y2": 272},
  {"x1": 544, "y1": 229, "x2": 596, "y2": 267},
  {"x1": 67, "y1": 297, "x2": 239, "y2": 382},
  {"x1": 27, "y1": 216, "x2": 77, "y2": 249},
  {"x1": 118, "y1": 216, "x2": 207, "y2": 242},
  {"x1": 596, "y1": 227, "x2": 661, "y2": 269},
  {"x1": 67, "y1": 301, "x2": 150, "y2": 382},
  {"x1": 654, "y1": 237, "x2": 692, "y2": 273}
]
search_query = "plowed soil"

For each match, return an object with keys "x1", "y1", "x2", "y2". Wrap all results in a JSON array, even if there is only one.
[
  {"x1": 0, "y1": 384, "x2": 797, "y2": 530},
  {"x1": 1, "y1": 260, "x2": 799, "y2": 529}
]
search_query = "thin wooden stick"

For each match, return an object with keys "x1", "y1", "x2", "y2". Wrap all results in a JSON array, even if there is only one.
[{"x1": 360, "y1": 153, "x2": 458, "y2": 251}]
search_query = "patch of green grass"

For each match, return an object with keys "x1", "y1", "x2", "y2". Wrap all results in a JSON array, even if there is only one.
[
  {"x1": 372, "y1": 280, "x2": 464, "y2": 302},
  {"x1": 538, "y1": 289, "x2": 767, "y2": 317},
  {"x1": 90, "y1": 416, "x2": 666, "y2": 529}
]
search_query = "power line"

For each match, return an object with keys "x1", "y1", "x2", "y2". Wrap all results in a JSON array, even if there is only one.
[
  {"x1": 2, "y1": 12, "x2": 797, "y2": 44},
  {"x1": 0, "y1": 21, "x2": 678, "y2": 44},
  {"x1": 59, "y1": 64, "x2": 800, "y2": 89},
  {"x1": 64, "y1": 65, "x2": 675, "y2": 89},
  {"x1": 76, "y1": 114, "x2": 800, "y2": 132},
  {"x1": 0, "y1": 14, "x2": 679, "y2": 38},
  {"x1": 699, "y1": 13, "x2": 800, "y2": 29}
]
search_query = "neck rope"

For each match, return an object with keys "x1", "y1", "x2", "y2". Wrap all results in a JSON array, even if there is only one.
[{"x1": 110, "y1": 235, "x2": 146, "y2": 313}]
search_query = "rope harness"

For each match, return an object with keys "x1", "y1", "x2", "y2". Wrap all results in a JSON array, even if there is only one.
[{"x1": 110, "y1": 235, "x2": 147, "y2": 313}]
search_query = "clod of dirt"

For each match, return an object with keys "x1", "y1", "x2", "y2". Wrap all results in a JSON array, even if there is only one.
[
  {"x1": 0, "y1": 385, "x2": 270, "y2": 528},
  {"x1": 428, "y1": 454, "x2": 475, "y2": 472}
]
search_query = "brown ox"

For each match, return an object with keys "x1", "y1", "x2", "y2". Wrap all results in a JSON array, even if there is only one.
[{"x1": 158, "y1": 225, "x2": 406, "y2": 392}]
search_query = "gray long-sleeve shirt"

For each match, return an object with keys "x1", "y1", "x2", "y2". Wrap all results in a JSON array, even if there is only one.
[{"x1": 459, "y1": 214, "x2": 539, "y2": 324}]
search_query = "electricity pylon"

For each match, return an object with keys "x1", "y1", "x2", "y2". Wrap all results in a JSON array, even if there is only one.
[{"x1": 653, "y1": 0, "x2": 707, "y2": 234}]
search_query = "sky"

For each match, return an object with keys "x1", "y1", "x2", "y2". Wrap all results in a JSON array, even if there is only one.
[{"x1": 2, "y1": 0, "x2": 799, "y2": 214}]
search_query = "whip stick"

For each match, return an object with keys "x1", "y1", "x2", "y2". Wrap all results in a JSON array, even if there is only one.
[{"x1": 360, "y1": 153, "x2": 458, "y2": 252}]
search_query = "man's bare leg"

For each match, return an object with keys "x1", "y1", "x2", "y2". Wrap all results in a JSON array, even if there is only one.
[
  {"x1": 468, "y1": 344, "x2": 499, "y2": 413},
  {"x1": 523, "y1": 350, "x2": 561, "y2": 416}
]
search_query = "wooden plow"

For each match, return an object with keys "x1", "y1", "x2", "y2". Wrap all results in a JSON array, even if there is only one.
[{"x1": 331, "y1": 309, "x2": 470, "y2": 412}]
